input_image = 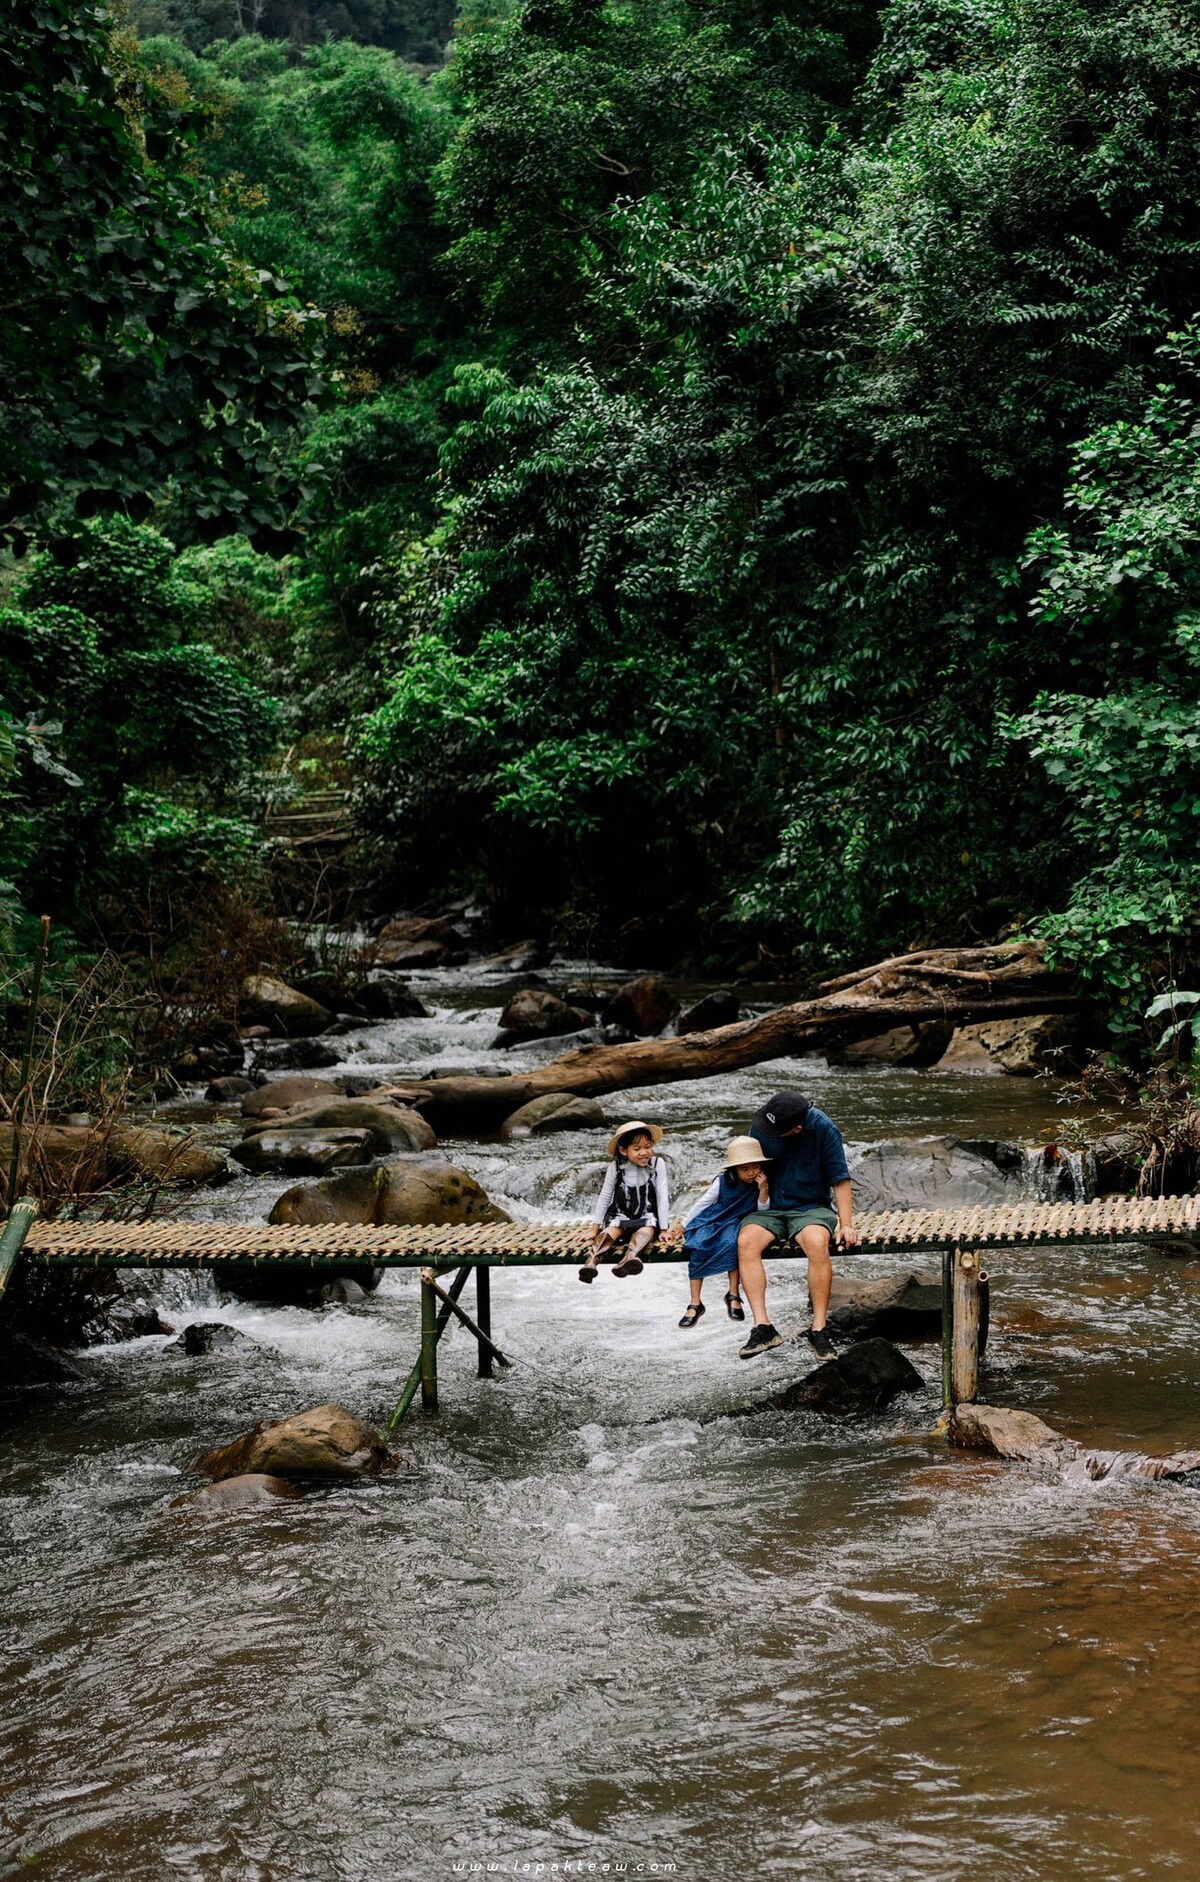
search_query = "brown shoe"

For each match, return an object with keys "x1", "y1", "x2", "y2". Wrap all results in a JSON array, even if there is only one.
[
  {"x1": 612, "y1": 1251, "x2": 644, "y2": 1278},
  {"x1": 578, "y1": 1256, "x2": 600, "y2": 1284}
]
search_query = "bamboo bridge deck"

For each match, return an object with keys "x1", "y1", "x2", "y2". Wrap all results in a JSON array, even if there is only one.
[{"x1": 20, "y1": 1192, "x2": 1200, "y2": 1270}]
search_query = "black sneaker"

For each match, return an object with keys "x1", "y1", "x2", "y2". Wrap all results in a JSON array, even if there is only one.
[
  {"x1": 806, "y1": 1326, "x2": 837, "y2": 1363},
  {"x1": 739, "y1": 1322, "x2": 784, "y2": 1359}
]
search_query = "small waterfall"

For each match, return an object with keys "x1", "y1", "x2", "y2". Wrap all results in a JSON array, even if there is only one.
[{"x1": 1022, "y1": 1142, "x2": 1094, "y2": 1203}]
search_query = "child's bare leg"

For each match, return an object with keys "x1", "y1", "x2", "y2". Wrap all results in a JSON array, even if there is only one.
[
  {"x1": 689, "y1": 1275, "x2": 704, "y2": 1306},
  {"x1": 727, "y1": 1268, "x2": 741, "y2": 1303}
]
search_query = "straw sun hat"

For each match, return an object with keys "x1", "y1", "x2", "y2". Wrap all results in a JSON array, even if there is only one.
[
  {"x1": 606, "y1": 1119, "x2": 664, "y2": 1159},
  {"x1": 725, "y1": 1135, "x2": 771, "y2": 1167}
]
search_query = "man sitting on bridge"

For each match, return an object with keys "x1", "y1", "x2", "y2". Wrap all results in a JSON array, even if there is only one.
[{"x1": 735, "y1": 1089, "x2": 860, "y2": 1361}]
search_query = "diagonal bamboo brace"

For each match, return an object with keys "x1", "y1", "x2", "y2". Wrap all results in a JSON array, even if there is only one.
[{"x1": 420, "y1": 1267, "x2": 512, "y2": 1369}]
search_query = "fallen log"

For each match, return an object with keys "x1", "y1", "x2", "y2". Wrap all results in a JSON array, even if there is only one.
[{"x1": 394, "y1": 944, "x2": 1084, "y2": 1127}]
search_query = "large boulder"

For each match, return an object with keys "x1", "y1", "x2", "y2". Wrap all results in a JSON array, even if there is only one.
[
  {"x1": 107, "y1": 1126, "x2": 231, "y2": 1188},
  {"x1": 241, "y1": 975, "x2": 332, "y2": 1039},
  {"x1": 172, "y1": 1473, "x2": 302, "y2": 1511},
  {"x1": 492, "y1": 986, "x2": 591, "y2": 1049},
  {"x1": 373, "y1": 915, "x2": 464, "y2": 969},
  {"x1": 0, "y1": 1124, "x2": 105, "y2": 1195},
  {"x1": 230, "y1": 1128, "x2": 377, "y2": 1175},
  {"x1": 934, "y1": 1013, "x2": 1088, "y2": 1077},
  {"x1": 241, "y1": 1099, "x2": 436, "y2": 1156},
  {"x1": 834, "y1": 1021, "x2": 955, "y2": 1069},
  {"x1": 253, "y1": 1037, "x2": 342, "y2": 1072},
  {"x1": 205, "y1": 1075, "x2": 256, "y2": 1104},
  {"x1": 242, "y1": 1076, "x2": 343, "y2": 1118},
  {"x1": 499, "y1": 1094, "x2": 606, "y2": 1138},
  {"x1": 828, "y1": 1271, "x2": 943, "y2": 1341},
  {"x1": 775, "y1": 1338, "x2": 924, "y2": 1416},
  {"x1": 676, "y1": 989, "x2": 740, "y2": 1035},
  {"x1": 846, "y1": 1136, "x2": 1025, "y2": 1213},
  {"x1": 268, "y1": 1159, "x2": 509, "y2": 1228},
  {"x1": 601, "y1": 974, "x2": 678, "y2": 1036},
  {"x1": 356, "y1": 976, "x2": 429, "y2": 1020},
  {"x1": 195, "y1": 1403, "x2": 395, "y2": 1481}
]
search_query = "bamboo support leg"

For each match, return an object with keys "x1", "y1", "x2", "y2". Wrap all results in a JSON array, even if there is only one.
[
  {"x1": 422, "y1": 1269, "x2": 511, "y2": 1369},
  {"x1": 420, "y1": 1269, "x2": 439, "y2": 1413},
  {"x1": 476, "y1": 1263, "x2": 493, "y2": 1379},
  {"x1": 388, "y1": 1266, "x2": 473, "y2": 1430},
  {"x1": 0, "y1": 1199, "x2": 39, "y2": 1306},
  {"x1": 941, "y1": 1245, "x2": 955, "y2": 1409},
  {"x1": 951, "y1": 1248, "x2": 983, "y2": 1405}
]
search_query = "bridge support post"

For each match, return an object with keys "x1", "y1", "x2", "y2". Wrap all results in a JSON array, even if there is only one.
[
  {"x1": 0, "y1": 1198, "x2": 38, "y2": 1306},
  {"x1": 476, "y1": 1264, "x2": 493, "y2": 1378},
  {"x1": 941, "y1": 1247, "x2": 955, "y2": 1408},
  {"x1": 951, "y1": 1248, "x2": 984, "y2": 1405},
  {"x1": 420, "y1": 1269, "x2": 439, "y2": 1414}
]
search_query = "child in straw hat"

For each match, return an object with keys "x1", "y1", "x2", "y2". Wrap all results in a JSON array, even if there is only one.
[
  {"x1": 580, "y1": 1120, "x2": 670, "y2": 1282},
  {"x1": 677, "y1": 1138, "x2": 771, "y2": 1328}
]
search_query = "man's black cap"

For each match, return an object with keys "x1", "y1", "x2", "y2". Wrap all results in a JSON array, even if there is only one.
[{"x1": 750, "y1": 1090, "x2": 811, "y2": 1138}]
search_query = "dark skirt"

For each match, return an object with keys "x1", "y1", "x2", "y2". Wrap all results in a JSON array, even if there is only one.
[{"x1": 684, "y1": 1175, "x2": 760, "y2": 1280}]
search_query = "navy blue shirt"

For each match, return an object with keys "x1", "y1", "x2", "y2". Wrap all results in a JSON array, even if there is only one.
[{"x1": 756, "y1": 1107, "x2": 851, "y2": 1209}]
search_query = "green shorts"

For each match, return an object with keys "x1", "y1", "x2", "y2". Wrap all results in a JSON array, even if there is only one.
[{"x1": 747, "y1": 1206, "x2": 838, "y2": 1248}]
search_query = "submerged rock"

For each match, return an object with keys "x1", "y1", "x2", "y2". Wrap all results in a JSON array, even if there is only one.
[
  {"x1": 165, "y1": 1321, "x2": 256, "y2": 1357},
  {"x1": 268, "y1": 1159, "x2": 509, "y2": 1228},
  {"x1": 195, "y1": 1403, "x2": 395, "y2": 1482},
  {"x1": 0, "y1": 1333, "x2": 91, "y2": 1390},
  {"x1": 172, "y1": 1472, "x2": 302, "y2": 1511},
  {"x1": 499, "y1": 1094, "x2": 605, "y2": 1138},
  {"x1": 775, "y1": 1337, "x2": 924, "y2": 1416},
  {"x1": 240, "y1": 974, "x2": 332, "y2": 1039}
]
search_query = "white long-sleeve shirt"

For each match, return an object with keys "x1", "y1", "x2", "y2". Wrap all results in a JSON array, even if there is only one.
[
  {"x1": 591, "y1": 1155, "x2": 670, "y2": 1231},
  {"x1": 683, "y1": 1177, "x2": 721, "y2": 1226}
]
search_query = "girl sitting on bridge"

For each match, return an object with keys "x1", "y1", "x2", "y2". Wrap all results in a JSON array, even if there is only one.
[
  {"x1": 677, "y1": 1137, "x2": 771, "y2": 1328},
  {"x1": 579, "y1": 1120, "x2": 670, "y2": 1282}
]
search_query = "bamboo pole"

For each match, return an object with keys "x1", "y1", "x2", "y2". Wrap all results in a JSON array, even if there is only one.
[
  {"x1": 420, "y1": 1268, "x2": 439, "y2": 1414},
  {"x1": 388, "y1": 1265, "x2": 473, "y2": 1430},
  {"x1": 421, "y1": 1268, "x2": 511, "y2": 1370},
  {"x1": 951, "y1": 1248, "x2": 983, "y2": 1405},
  {"x1": 6, "y1": 917, "x2": 50, "y2": 1205},
  {"x1": 0, "y1": 1198, "x2": 39, "y2": 1305},
  {"x1": 941, "y1": 1246, "x2": 955, "y2": 1409},
  {"x1": 475, "y1": 1263, "x2": 493, "y2": 1379}
]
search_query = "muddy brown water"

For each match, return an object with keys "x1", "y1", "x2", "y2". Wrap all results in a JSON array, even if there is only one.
[{"x1": 2, "y1": 968, "x2": 1197, "y2": 1881}]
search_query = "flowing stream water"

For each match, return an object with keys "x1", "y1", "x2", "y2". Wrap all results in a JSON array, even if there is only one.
[{"x1": 2, "y1": 967, "x2": 1198, "y2": 1881}]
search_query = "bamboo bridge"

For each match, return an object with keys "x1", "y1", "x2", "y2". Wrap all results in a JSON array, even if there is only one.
[{"x1": 2, "y1": 1192, "x2": 1198, "y2": 1427}]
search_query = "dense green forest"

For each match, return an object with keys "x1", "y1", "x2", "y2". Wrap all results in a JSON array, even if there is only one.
[{"x1": 5, "y1": 0, "x2": 1200, "y2": 1040}]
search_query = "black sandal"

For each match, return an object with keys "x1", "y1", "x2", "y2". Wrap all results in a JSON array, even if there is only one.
[
  {"x1": 724, "y1": 1290, "x2": 746, "y2": 1321},
  {"x1": 678, "y1": 1302, "x2": 706, "y2": 1329}
]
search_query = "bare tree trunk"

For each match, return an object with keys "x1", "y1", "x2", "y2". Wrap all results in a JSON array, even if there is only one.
[{"x1": 387, "y1": 944, "x2": 1083, "y2": 1127}]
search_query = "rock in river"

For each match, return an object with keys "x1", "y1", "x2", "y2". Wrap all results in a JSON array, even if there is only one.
[
  {"x1": 268, "y1": 1159, "x2": 508, "y2": 1228},
  {"x1": 775, "y1": 1338, "x2": 925, "y2": 1416},
  {"x1": 253, "y1": 1037, "x2": 342, "y2": 1072},
  {"x1": 601, "y1": 974, "x2": 678, "y2": 1037},
  {"x1": 240, "y1": 974, "x2": 332, "y2": 1039},
  {"x1": 242, "y1": 1076, "x2": 343, "y2": 1118},
  {"x1": 242, "y1": 1099, "x2": 436, "y2": 1155},
  {"x1": 355, "y1": 976, "x2": 428, "y2": 1020},
  {"x1": 676, "y1": 989, "x2": 740, "y2": 1035},
  {"x1": 231, "y1": 1127, "x2": 376, "y2": 1175},
  {"x1": 499, "y1": 1094, "x2": 606, "y2": 1138},
  {"x1": 107, "y1": 1126, "x2": 231, "y2": 1188},
  {"x1": 491, "y1": 986, "x2": 591, "y2": 1049},
  {"x1": 195, "y1": 1403, "x2": 395, "y2": 1482},
  {"x1": 165, "y1": 1321, "x2": 256, "y2": 1357},
  {"x1": 173, "y1": 1473, "x2": 302, "y2": 1511}
]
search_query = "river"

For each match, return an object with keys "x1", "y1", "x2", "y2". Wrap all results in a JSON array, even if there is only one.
[{"x1": 2, "y1": 965, "x2": 1198, "y2": 1881}]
